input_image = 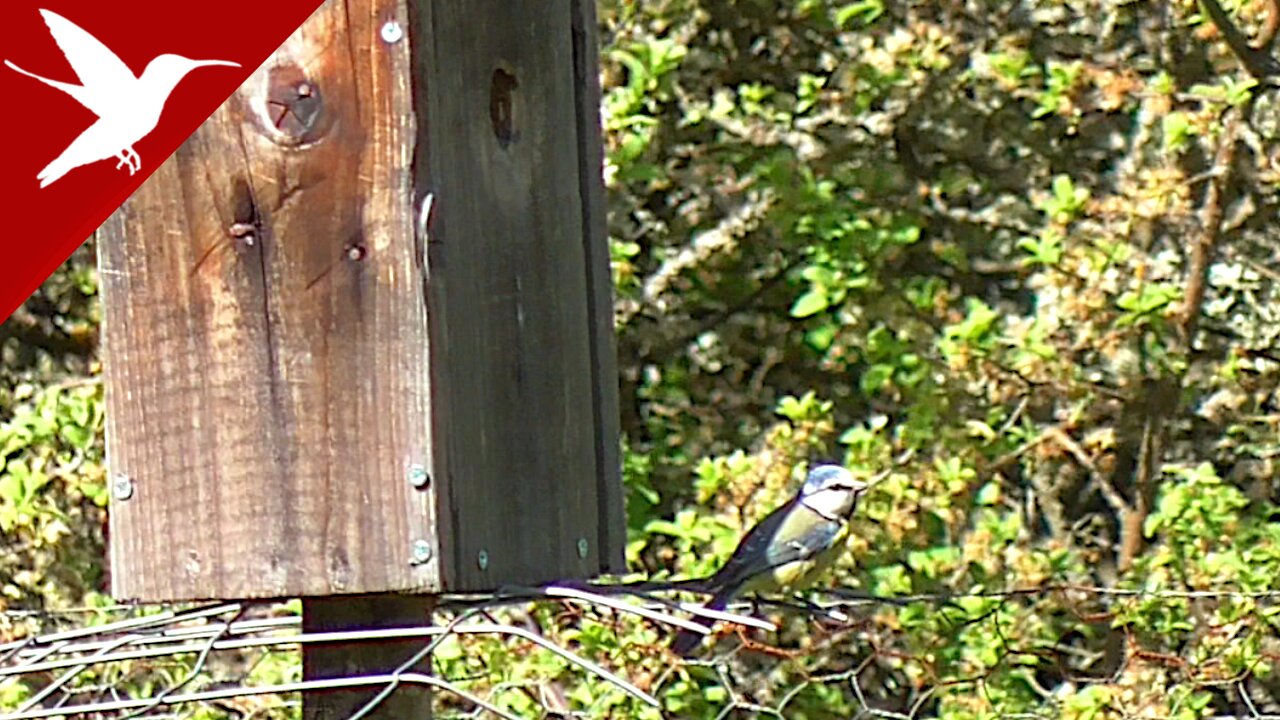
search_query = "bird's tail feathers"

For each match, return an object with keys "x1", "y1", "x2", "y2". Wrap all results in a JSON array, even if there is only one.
[{"x1": 670, "y1": 586, "x2": 737, "y2": 657}]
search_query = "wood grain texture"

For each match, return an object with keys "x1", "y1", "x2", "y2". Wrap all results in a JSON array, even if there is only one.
[
  {"x1": 100, "y1": 0, "x2": 438, "y2": 600},
  {"x1": 99, "y1": 0, "x2": 622, "y2": 600},
  {"x1": 410, "y1": 0, "x2": 623, "y2": 588}
]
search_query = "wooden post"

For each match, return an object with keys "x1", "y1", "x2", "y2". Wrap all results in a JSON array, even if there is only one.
[
  {"x1": 97, "y1": 0, "x2": 620, "y2": 717},
  {"x1": 301, "y1": 596, "x2": 434, "y2": 720}
]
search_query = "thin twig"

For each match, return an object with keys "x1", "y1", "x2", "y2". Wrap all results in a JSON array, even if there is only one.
[{"x1": 1198, "y1": 0, "x2": 1280, "y2": 78}]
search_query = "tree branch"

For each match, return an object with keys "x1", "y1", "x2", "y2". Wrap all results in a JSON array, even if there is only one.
[
  {"x1": 1178, "y1": 108, "x2": 1240, "y2": 347},
  {"x1": 1199, "y1": 0, "x2": 1280, "y2": 78}
]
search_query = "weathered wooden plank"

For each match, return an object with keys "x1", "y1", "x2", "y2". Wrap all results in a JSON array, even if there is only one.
[
  {"x1": 99, "y1": 0, "x2": 437, "y2": 600},
  {"x1": 411, "y1": 0, "x2": 622, "y2": 588},
  {"x1": 571, "y1": 0, "x2": 626, "y2": 574}
]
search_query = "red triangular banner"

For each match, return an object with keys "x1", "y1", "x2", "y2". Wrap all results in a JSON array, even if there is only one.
[{"x1": 0, "y1": 0, "x2": 324, "y2": 322}]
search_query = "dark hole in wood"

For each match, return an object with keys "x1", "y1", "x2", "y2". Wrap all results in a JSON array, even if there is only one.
[
  {"x1": 231, "y1": 176, "x2": 258, "y2": 226},
  {"x1": 228, "y1": 178, "x2": 260, "y2": 252},
  {"x1": 490, "y1": 67, "x2": 518, "y2": 147},
  {"x1": 346, "y1": 244, "x2": 368, "y2": 262}
]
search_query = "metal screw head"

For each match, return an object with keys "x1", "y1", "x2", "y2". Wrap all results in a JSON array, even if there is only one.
[
  {"x1": 577, "y1": 538, "x2": 589, "y2": 559},
  {"x1": 410, "y1": 540, "x2": 432, "y2": 565},
  {"x1": 380, "y1": 21, "x2": 403, "y2": 44},
  {"x1": 407, "y1": 464, "x2": 430, "y2": 489},
  {"x1": 111, "y1": 473, "x2": 134, "y2": 501},
  {"x1": 477, "y1": 549, "x2": 489, "y2": 571}
]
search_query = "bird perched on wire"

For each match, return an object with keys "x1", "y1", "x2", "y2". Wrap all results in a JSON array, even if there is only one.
[{"x1": 670, "y1": 464, "x2": 870, "y2": 656}]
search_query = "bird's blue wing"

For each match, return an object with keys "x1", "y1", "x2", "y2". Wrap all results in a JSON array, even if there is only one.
[
  {"x1": 709, "y1": 501, "x2": 844, "y2": 590},
  {"x1": 38, "y1": 10, "x2": 137, "y2": 116},
  {"x1": 673, "y1": 497, "x2": 850, "y2": 655},
  {"x1": 759, "y1": 504, "x2": 844, "y2": 572}
]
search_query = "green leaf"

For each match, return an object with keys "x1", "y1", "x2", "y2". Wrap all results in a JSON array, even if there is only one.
[
  {"x1": 791, "y1": 288, "x2": 830, "y2": 318},
  {"x1": 860, "y1": 363, "x2": 894, "y2": 395},
  {"x1": 835, "y1": 0, "x2": 884, "y2": 27}
]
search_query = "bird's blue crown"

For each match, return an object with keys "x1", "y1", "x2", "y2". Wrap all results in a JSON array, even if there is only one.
[{"x1": 802, "y1": 464, "x2": 853, "y2": 494}]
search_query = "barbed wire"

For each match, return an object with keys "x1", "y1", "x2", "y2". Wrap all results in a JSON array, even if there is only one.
[{"x1": 3, "y1": 582, "x2": 1280, "y2": 719}]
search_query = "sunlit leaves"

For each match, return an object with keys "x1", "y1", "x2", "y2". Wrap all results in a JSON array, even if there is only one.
[{"x1": 1036, "y1": 175, "x2": 1090, "y2": 225}]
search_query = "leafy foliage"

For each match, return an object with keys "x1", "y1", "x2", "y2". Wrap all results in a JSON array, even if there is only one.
[{"x1": 602, "y1": 0, "x2": 1280, "y2": 715}]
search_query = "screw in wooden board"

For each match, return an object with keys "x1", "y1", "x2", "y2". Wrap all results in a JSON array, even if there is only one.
[
  {"x1": 577, "y1": 538, "x2": 589, "y2": 559},
  {"x1": 380, "y1": 20, "x2": 403, "y2": 44},
  {"x1": 410, "y1": 540, "x2": 432, "y2": 565},
  {"x1": 477, "y1": 549, "x2": 489, "y2": 571},
  {"x1": 228, "y1": 221, "x2": 257, "y2": 249},
  {"x1": 111, "y1": 473, "x2": 134, "y2": 501},
  {"x1": 407, "y1": 464, "x2": 430, "y2": 489},
  {"x1": 346, "y1": 243, "x2": 368, "y2": 262}
]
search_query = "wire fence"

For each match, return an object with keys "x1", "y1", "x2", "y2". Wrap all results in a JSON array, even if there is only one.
[{"x1": 2, "y1": 583, "x2": 1280, "y2": 719}]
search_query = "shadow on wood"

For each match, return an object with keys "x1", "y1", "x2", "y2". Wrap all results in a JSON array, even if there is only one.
[{"x1": 302, "y1": 595, "x2": 434, "y2": 720}]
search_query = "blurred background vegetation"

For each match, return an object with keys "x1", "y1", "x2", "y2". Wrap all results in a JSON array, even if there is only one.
[{"x1": 5, "y1": 0, "x2": 1280, "y2": 717}]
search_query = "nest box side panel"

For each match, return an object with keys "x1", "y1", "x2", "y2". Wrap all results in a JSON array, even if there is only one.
[
  {"x1": 99, "y1": 0, "x2": 438, "y2": 602},
  {"x1": 412, "y1": 0, "x2": 623, "y2": 589},
  {"x1": 569, "y1": 0, "x2": 625, "y2": 574}
]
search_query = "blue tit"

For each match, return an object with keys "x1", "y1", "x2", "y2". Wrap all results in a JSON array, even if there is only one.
[{"x1": 671, "y1": 464, "x2": 869, "y2": 656}]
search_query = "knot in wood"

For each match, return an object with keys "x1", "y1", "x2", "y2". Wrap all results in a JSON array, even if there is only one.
[{"x1": 259, "y1": 64, "x2": 328, "y2": 146}]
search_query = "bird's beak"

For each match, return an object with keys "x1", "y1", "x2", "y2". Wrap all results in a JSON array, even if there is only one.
[{"x1": 862, "y1": 469, "x2": 891, "y2": 490}]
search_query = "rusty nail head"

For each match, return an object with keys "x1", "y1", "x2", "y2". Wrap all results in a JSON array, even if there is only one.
[
  {"x1": 410, "y1": 540, "x2": 432, "y2": 564},
  {"x1": 112, "y1": 473, "x2": 134, "y2": 501},
  {"x1": 477, "y1": 549, "x2": 489, "y2": 571},
  {"x1": 408, "y1": 464, "x2": 430, "y2": 489}
]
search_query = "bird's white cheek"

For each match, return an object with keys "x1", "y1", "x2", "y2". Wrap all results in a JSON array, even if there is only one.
[{"x1": 804, "y1": 489, "x2": 854, "y2": 517}]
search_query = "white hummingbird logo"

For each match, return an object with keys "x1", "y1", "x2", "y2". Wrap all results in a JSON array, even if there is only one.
[{"x1": 4, "y1": 9, "x2": 239, "y2": 188}]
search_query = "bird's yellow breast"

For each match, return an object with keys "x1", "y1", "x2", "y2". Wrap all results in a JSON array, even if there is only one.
[{"x1": 739, "y1": 528, "x2": 849, "y2": 595}]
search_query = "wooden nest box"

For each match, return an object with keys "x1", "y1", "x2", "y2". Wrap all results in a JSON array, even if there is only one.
[{"x1": 97, "y1": 0, "x2": 623, "y2": 601}]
